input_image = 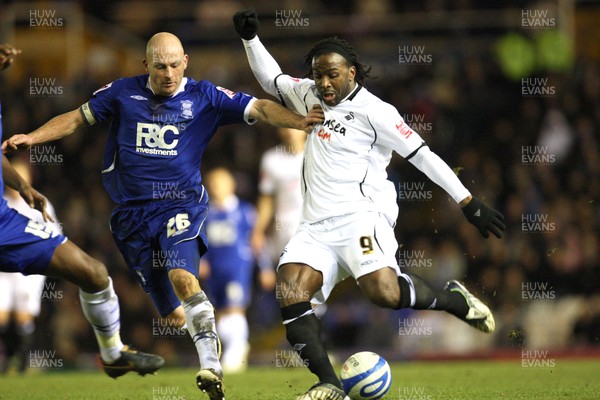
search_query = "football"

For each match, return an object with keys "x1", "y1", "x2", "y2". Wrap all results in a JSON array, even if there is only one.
[{"x1": 340, "y1": 351, "x2": 392, "y2": 400}]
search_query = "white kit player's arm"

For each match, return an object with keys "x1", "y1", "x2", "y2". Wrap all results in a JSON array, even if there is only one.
[
  {"x1": 242, "y1": 37, "x2": 282, "y2": 98},
  {"x1": 370, "y1": 102, "x2": 471, "y2": 204},
  {"x1": 241, "y1": 36, "x2": 313, "y2": 115},
  {"x1": 407, "y1": 147, "x2": 471, "y2": 204}
]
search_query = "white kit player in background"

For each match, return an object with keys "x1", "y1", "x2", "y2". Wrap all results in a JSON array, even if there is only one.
[
  {"x1": 234, "y1": 9, "x2": 504, "y2": 400},
  {"x1": 251, "y1": 127, "x2": 306, "y2": 290},
  {"x1": 0, "y1": 158, "x2": 61, "y2": 374}
]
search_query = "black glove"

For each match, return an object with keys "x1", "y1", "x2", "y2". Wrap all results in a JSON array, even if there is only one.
[
  {"x1": 461, "y1": 196, "x2": 505, "y2": 238},
  {"x1": 233, "y1": 8, "x2": 259, "y2": 40}
]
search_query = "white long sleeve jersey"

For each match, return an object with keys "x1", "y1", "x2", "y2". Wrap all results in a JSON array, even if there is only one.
[{"x1": 243, "y1": 37, "x2": 470, "y2": 224}]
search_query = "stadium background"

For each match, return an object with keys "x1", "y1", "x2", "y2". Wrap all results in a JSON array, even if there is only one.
[{"x1": 0, "y1": 0, "x2": 599, "y2": 370}]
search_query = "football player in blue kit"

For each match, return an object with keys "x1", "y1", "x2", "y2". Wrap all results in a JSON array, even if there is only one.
[
  {"x1": 201, "y1": 167, "x2": 255, "y2": 374},
  {"x1": 3, "y1": 33, "x2": 323, "y2": 400},
  {"x1": 0, "y1": 45, "x2": 164, "y2": 380}
]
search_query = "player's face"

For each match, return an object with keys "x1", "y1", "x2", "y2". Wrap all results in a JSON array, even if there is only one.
[
  {"x1": 206, "y1": 169, "x2": 236, "y2": 203},
  {"x1": 312, "y1": 53, "x2": 356, "y2": 107},
  {"x1": 144, "y1": 48, "x2": 188, "y2": 96}
]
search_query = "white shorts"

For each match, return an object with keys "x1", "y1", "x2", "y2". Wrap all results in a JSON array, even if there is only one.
[
  {"x1": 278, "y1": 212, "x2": 400, "y2": 304},
  {"x1": 0, "y1": 272, "x2": 46, "y2": 316}
]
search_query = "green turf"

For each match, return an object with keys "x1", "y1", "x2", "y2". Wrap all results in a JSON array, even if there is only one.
[{"x1": 0, "y1": 360, "x2": 598, "y2": 399}]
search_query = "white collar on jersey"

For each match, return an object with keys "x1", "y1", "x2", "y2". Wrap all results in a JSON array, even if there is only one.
[
  {"x1": 146, "y1": 77, "x2": 188, "y2": 97},
  {"x1": 339, "y1": 84, "x2": 362, "y2": 103}
]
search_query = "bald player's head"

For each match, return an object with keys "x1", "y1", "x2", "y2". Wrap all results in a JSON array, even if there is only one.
[{"x1": 144, "y1": 32, "x2": 188, "y2": 97}]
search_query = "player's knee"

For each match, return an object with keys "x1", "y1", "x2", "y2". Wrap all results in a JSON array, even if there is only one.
[
  {"x1": 276, "y1": 274, "x2": 309, "y2": 307},
  {"x1": 83, "y1": 256, "x2": 109, "y2": 292},
  {"x1": 360, "y1": 276, "x2": 399, "y2": 309},
  {"x1": 276, "y1": 263, "x2": 322, "y2": 307},
  {"x1": 168, "y1": 268, "x2": 200, "y2": 300}
]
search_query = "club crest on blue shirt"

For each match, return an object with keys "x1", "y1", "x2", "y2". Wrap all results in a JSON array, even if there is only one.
[{"x1": 180, "y1": 100, "x2": 193, "y2": 119}]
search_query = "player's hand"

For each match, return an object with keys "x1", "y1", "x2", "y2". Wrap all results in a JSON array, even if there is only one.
[
  {"x1": 2, "y1": 134, "x2": 34, "y2": 154},
  {"x1": 250, "y1": 229, "x2": 266, "y2": 256},
  {"x1": 259, "y1": 268, "x2": 277, "y2": 291},
  {"x1": 461, "y1": 196, "x2": 505, "y2": 238},
  {"x1": 0, "y1": 44, "x2": 21, "y2": 71},
  {"x1": 302, "y1": 104, "x2": 324, "y2": 133},
  {"x1": 19, "y1": 184, "x2": 55, "y2": 222},
  {"x1": 233, "y1": 8, "x2": 259, "y2": 40}
]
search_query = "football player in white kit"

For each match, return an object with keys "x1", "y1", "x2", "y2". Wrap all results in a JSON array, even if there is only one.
[
  {"x1": 234, "y1": 10, "x2": 505, "y2": 400},
  {"x1": 251, "y1": 127, "x2": 306, "y2": 289}
]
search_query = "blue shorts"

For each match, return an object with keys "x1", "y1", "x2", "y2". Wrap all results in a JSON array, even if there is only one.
[
  {"x1": 110, "y1": 195, "x2": 209, "y2": 317},
  {"x1": 0, "y1": 208, "x2": 66, "y2": 275},
  {"x1": 203, "y1": 262, "x2": 253, "y2": 310}
]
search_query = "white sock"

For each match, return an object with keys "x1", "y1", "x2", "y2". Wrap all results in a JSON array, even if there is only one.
[
  {"x1": 218, "y1": 313, "x2": 249, "y2": 369},
  {"x1": 182, "y1": 291, "x2": 222, "y2": 373},
  {"x1": 79, "y1": 277, "x2": 124, "y2": 363}
]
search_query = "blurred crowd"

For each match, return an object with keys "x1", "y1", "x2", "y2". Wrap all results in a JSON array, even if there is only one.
[{"x1": 0, "y1": 0, "x2": 598, "y2": 369}]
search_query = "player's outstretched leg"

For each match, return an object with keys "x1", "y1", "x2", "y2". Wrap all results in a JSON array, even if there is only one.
[
  {"x1": 357, "y1": 269, "x2": 494, "y2": 333},
  {"x1": 169, "y1": 268, "x2": 224, "y2": 400},
  {"x1": 398, "y1": 273, "x2": 495, "y2": 333},
  {"x1": 46, "y1": 240, "x2": 164, "y2": 377}
]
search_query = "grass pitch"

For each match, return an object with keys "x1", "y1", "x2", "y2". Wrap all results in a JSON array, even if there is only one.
[{"x1": 0, "y1": 359, "x2": 598, "y2": 399}]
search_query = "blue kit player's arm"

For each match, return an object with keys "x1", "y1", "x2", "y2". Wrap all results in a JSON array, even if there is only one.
[{"x1": 2, "y1": 109, "x2": 86, "y2": 152}]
